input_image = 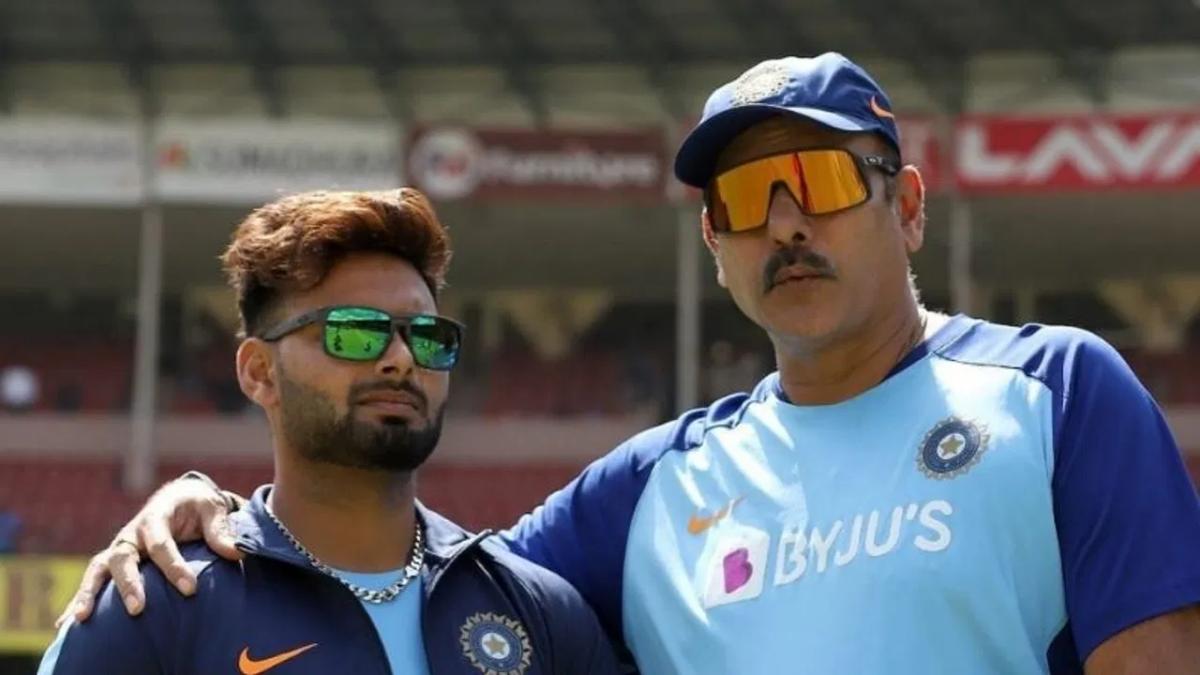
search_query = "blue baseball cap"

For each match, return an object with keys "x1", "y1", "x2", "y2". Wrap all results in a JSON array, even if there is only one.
[{"x1": 673, "y1": 52, "x2": 902, "y2": 189}]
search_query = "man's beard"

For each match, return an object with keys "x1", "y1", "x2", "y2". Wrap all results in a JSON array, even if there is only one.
[{"x1": 277, "y1": 372, "x2": 443, "y2": 473}]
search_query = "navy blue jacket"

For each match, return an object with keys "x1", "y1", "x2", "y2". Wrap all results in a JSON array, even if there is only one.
[{"x1": 43, "y1": 487, "x2": 622, "y2": 674}]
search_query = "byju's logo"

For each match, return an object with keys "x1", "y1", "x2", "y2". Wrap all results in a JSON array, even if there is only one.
[
  {"x1": 697, "y1": 500, "x2": 955, "y2": 610},
  {"x1": 701, "y1": 528, "x2": 770, "y2": 609}
]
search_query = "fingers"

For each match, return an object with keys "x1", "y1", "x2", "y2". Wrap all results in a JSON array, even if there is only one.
[
  {"x1": 140, "y1": 514, "x2": 195, "y2": 597},
  {"x1": 202, "y1": 510, "x2": 244, "y2": 562},
  {"x1": 55, "y1": 554, "x2": 111, "y2": 628},
  {"x1": 108, "y1": 541, "x2": 146, "y2": 615},
  {"x1": 133, "y1": 477, "x2": 232, "y2": 595},
  {"x1": 55, "y1": 477, "x2": 231, "y2": 629},
  {"x1": 55, "y1": 476, "x2": 240, "y2": 629}
]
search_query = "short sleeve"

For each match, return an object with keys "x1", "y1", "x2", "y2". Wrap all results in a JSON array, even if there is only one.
[
  {"x1": 499, "y1": 442, "x2": 652, "y2": 643},
  {"x1": 1052, "y1": 333, "x2": 1200, "y2": 660},
  {"x1": 499, "y1": 412, "x2": 702, "y2": 645}
]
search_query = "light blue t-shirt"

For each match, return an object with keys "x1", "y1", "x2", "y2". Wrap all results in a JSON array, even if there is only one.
[
  {"x1": 502, "y1": 316, "x2": 1200, "y2": 674},
  {"x1": 334, "y1": 568, "x2": 430, "y2": 675},
  {"x1": 37, "y1": 620, "x2": 70, "y2": 675}
]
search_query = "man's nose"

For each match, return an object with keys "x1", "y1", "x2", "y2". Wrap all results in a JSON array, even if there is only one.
[
  {"x1": 764, "y1": 187, "x2": 813, "y2": 246},
  {"x1": 375, "y1": 329, "x2": 415, "y2": 378}
]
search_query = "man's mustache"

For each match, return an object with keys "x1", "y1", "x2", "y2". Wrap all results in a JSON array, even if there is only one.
[
  {"x1": 350, "y1": 380, "x2": 428, "y2": 412},
  {"x1": 763, "y1": 246, "x2": 837, "y2": 292}
]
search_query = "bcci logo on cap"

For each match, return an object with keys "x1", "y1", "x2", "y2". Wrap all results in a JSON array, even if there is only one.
[
  {"x1": 917, "y1": 417, "x2": 991, "y2": 480},
  {"x1": 459, "y1": 612, "x2": 533, "y2": 675},
  {"x1": 408, "y1": 128, "x2": 483, "y2": 201},
  {"x1": 729, "y1": 62, "x2": 791, "y2": 106}
]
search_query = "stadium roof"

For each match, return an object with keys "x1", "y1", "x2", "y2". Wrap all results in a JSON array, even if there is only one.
[{"x1": 7, "y1": 0, "x2": 1199, "y2": 118}]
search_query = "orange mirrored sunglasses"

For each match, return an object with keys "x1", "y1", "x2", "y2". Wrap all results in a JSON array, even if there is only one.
[{"x1": 706, "y1": 149, "x2": 899, "y2": 233}]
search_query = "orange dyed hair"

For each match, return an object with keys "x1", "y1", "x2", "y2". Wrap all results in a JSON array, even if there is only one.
[{"x1": 221, "y1": 188, "x2": 452, "y2": 339}]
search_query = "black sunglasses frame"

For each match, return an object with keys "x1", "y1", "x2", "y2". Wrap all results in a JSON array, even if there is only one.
[
  {"x1": 704, "y1": 148, "x2": 901, "y2": 233},
  {"x1": 256, "y1": 305, "x2": 466, "y2": 371}
]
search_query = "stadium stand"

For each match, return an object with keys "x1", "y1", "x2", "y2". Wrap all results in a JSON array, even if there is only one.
[{"x1": 1, "y1": 0, "x2": 1199, "y2": 672}]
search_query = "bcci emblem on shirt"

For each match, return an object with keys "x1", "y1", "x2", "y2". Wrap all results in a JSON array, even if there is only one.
[
  {"x1": 917, "y1": 417, "x2": 991, "y2": 480},
  {"x1": 459, "y1": 612, "x2": 533, "y2": 675}
]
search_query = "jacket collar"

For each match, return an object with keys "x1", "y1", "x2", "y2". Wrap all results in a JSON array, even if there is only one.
[{"x1": 232, "y1": 485, "x2": 490, "y2": 576}]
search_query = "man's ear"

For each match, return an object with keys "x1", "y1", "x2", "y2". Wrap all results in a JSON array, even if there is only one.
[
  {"x1": 236, "y1": 339, "x2": 279, "y2": 408},
  {"x1": 701, "y1": 208, "x2": 728, "y2": 288},
  {"x1": 895, "y1": 166, "x2": 926, "y2": 254}
]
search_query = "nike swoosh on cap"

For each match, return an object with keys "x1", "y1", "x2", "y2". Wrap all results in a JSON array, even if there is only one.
[{"x1": 869, "y1": 96, "x2": 895, "y2": 119}]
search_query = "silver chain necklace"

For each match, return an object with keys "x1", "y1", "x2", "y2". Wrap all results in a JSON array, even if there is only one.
[{"x1": 264, "y1": 503, "x2": 425, "y2": 604}]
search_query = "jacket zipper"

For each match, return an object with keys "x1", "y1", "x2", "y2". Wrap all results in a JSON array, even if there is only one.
[
  {"x1": 244, "y1": 529, "x2": 494, "y2": 674},
  {"x1": 419, "y1": 529, "x2": 495, "y2": 673}
]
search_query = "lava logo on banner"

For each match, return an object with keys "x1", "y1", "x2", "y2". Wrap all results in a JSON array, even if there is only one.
[{"x1": 956, "y1": 113, "x2": 1200, "y2": 192}]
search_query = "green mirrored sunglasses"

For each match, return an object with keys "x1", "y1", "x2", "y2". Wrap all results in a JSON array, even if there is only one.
[{"x1": 258, "y1": 305, "x2": 464, "y2": 371}]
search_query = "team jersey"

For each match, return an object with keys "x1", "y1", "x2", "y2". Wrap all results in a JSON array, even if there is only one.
[
  {"x1": 40, "y1": 492, "x2": 622, "y2": 675},
  {"x1": 503, "y1": 315, "x2": 1200, "y2": 674}
]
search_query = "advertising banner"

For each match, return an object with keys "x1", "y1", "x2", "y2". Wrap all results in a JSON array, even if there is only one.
[
  {"x1": 0, "y1": 113, "x2": 1196, "y2": 208},
  {"x1": 955, "y1": 112, "x2": 1200, "y2": 193},
  {"x1": 154, "y1": 120, "x2": 400, "y2": 204},
  {"x1": 405, "y1": 126, "x2": 667, "y2": 203},
  {"x1": 899, "y1": 118, "x2": 946, "y2": 194},
  {"x1": 0, "y1": 556, "x2": 86, "y2": 654},
  {"x1": 0, "y1": 120, "x2": 142, "y2": 206}
]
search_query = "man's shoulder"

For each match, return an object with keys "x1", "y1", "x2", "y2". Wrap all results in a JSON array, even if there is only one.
[
  {"x1": 552, "y1": 386, "x2": 769, "y2": 517},
  {"x1": 495, "y1": 380, "x2": 776, "y2": 642},
  {"x1": 604, "y1": 384, "x2": 768, "y2": 470},
  {"x1": 475, "y1": 538, "x2": 623, "y2": 664},
  {"x1": 167, "y1": 540, "x2": 237, "y2": 579},
  {"x1": 932, "y1": 316, "x2": 1124, "y2": 395},
  {"x1": 130, "y1": 541, "x2": 245, "y2": 612},
  {"x1": 479, "y1": 536, "x2": 590, "y2": 608},
  {"x1": 42, "y1": 542, "x2": 236, "y2": 673}
]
